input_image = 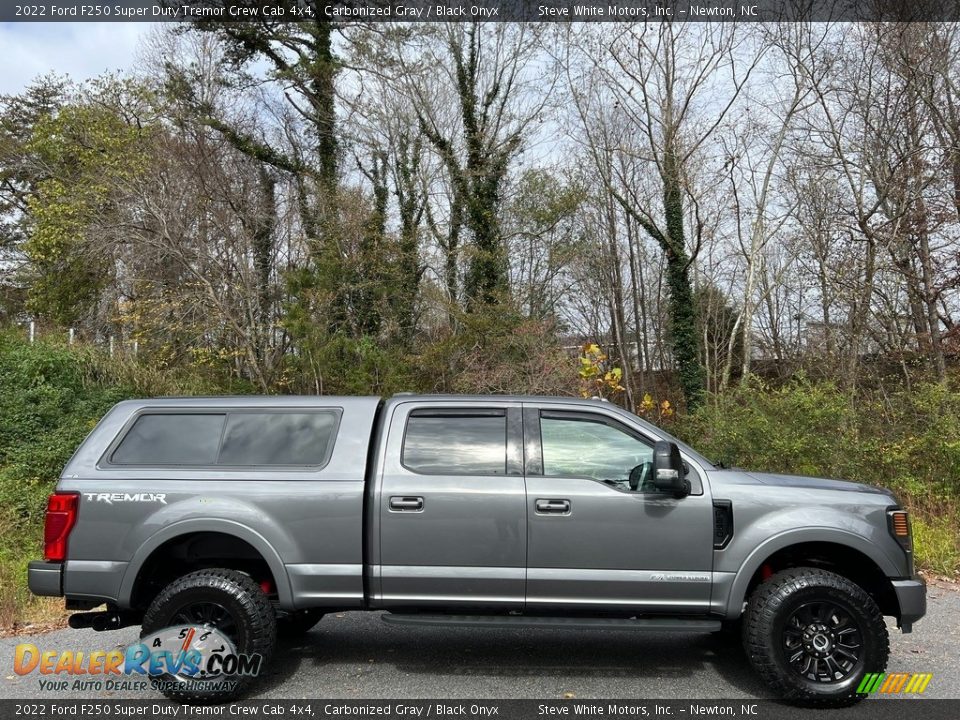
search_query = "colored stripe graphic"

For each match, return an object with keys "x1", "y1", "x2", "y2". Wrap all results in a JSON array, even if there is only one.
[
  {"x1": 891, "y1": 673, "x2": 909, "y2": 693},
  {"x1": 857, "y1": 672, "x2": 933, "y2": 694},
  {"x1": 904, "y1": 674, "x2": 922, "y2": 693},
  {"x1": 879, "y1": 674, "x2": 898, "y2": 693},
  {"x1": 857, "y1": 673, "x2": 880, "y2": 694}
]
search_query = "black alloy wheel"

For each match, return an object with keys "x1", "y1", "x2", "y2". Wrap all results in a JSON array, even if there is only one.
[{"x1": 781, "y1": 599, "x2": 864, "y2": 683}]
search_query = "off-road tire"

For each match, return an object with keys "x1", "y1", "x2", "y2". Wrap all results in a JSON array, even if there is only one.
[
  {"x1": 743, "y1": 567, "x2": 889, "y2": 706},
  {"x1": 141, "y1": 568, "x2": 277, "y2": 703},
  {"x1": 277, "y1": 609, "x2": 324, "y2": 638}
]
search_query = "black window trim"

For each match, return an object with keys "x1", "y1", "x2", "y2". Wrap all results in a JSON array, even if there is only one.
[
  {"x1": 100, "y1": 407, "x2": 343, "y2": 470},
  {"x1": 400, "y1": 406, "x2": 516, "y2": 477}
]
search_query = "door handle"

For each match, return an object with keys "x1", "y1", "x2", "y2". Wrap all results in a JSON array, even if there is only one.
[
  {"x1": 535, "y1": 499, "x2": 571, "y2": 515},
  {"x1": 389, "y1": 496, "x2": 424, "y2": 512}
]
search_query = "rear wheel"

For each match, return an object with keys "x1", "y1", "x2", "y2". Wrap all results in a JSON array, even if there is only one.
[
  {"x1": 141, "y1": 568, "x2": 276, "y2": 703},
  {"x1": 743, "y1": 567, "x2": 889, "y2": 705}
]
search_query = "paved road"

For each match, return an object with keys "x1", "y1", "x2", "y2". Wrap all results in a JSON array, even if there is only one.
[{"x1": 2, "y1": 581, "x2": 958, "y2": 700}]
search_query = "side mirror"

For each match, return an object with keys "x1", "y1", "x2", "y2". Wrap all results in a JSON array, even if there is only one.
[{"x1": 652, "y1": 441, "x2": 689, "y2": 497}]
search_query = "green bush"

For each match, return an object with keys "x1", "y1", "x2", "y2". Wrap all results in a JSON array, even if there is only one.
[
  {"x1": 0, "y1": 330, "x2": 251, "y2": 627},
  {"x1": 674, "y1": 377, "x2": 857, "y2": 478},
  {"x1": 674, "y1": 377, "x2": 960, "y2": 575},
  {"x1": 0, "y1": 333, "x2": 129, "y2": 521}
]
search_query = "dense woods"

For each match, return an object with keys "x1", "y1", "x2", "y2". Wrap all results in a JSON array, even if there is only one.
[
  {"x1": 2, "y1": 21, "x2": 960, "y2": 623},
  {"x1": 4, "y1": 22, "x2": 960, "y2": 403}
]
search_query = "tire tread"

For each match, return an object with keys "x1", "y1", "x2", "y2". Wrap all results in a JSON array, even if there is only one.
[
  {"x1": 141, "y1": 568, "x2": 277, "y2": 703},
  {"x1": 742, "y1": 566, "x2": 889, "y2": 705}
]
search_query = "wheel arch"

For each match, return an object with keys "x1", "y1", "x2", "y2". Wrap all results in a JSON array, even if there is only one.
[
  {"x1": 118, "y1": 519, "x2": 294, "y2": 611},
  {"x1": 725, "y1": 530, "x2": 901, "y2": 620}
]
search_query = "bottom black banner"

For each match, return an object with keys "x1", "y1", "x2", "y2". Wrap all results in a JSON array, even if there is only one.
[{"x1": 3, "y1": 699, "x2": 958, "y2": 720}]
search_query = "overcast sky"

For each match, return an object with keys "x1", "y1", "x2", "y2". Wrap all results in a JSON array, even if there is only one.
[{"x1": 0, "y1": 22, "x2": 151, "y2": 96}]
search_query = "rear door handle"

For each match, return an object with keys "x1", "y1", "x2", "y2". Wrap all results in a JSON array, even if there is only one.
[
  {"x1": 389, "y1": 496, "x2": 424, "y2": 512},
  {"x1": 535, "y1": 499, "x2": 571, "y2": 515}
]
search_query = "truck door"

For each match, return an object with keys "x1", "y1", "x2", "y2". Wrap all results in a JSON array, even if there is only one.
[
  {"x1": 523, "y1": 404, "x2": 714, "y2": 613},
  {"x1": 374, "y1": 401, "x2": 526, "y2": 610}
]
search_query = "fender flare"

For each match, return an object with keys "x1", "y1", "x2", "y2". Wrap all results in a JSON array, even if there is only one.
[
  {"x1": 723, "y1": 527, "x2": 901, "y2": 617},
  {"x1": 116, "y1": 518, "x2": 294, "y2": 610}
]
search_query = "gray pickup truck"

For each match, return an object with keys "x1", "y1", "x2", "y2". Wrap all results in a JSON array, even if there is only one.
[{"x1": 29, "y1": 394, "x2": 925, "y2": 704}]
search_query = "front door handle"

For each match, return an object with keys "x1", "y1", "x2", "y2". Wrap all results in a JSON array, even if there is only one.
[
  {"x1": 535, "y1": 498, "x2": 571, "y2": 515},
  {"x1": 389, "y1": 496, "x2": 424, "y2": 512}
]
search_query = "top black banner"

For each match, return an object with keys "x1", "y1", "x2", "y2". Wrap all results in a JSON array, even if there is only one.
[{"x1": 3, "y1": 0, "x2": 958, "y2": 22}]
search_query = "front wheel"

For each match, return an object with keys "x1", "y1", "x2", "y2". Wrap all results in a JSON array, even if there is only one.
[{"x1": 743, "y1": 567, "x2": 889, "y2": 705}]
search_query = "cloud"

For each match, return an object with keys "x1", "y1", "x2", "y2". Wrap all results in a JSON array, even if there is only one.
[{"x1": 0, "y1": 22, "x2": 153, "y2": 96}]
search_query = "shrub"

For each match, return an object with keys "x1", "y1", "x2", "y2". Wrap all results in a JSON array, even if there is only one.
[
  {"x1": 674, "y1": 377, "x2": 960, "y2": 575},
  {"x1": 0, "y1": 329, "x2": 251, "y2": 628}
]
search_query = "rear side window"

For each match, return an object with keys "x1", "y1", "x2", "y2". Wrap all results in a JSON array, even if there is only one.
[
  {"x1": 402, "y1": 410, "x2": 506, "y2": 476},
  {"x1": 110, "y1": 414, "x2": 225, "y2": 465},
  {"x1": 219, "y1": 412, "x2": 337, "y2": 466},
  {"x1": 109, "y1": 410, "x2": 340, "y2": 467}
]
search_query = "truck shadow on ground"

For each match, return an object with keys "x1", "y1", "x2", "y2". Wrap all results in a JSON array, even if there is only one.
[{"x1": 256, "y1": 612, "x2": 768, "y2": 698}]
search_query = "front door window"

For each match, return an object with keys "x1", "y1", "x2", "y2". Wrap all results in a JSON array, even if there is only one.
[{"x1": 540, "y1": 414, "x2": 655, "y2": 492}]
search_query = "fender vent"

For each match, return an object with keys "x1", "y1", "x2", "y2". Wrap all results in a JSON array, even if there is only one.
[{"x1": 713, "y1": 500, "x2": 733, "y2": 549}]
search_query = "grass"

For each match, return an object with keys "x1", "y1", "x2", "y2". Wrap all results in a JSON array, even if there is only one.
[
  {"x1": 0, "y1": 518, "x2": 65, "y2": 631},
  {"x1": 913, "y1": 513, "x2": 960, "y2": 577}
]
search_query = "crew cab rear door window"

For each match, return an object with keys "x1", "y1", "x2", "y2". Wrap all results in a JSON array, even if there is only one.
[
  {"x1": 110, "y1": 414, "x2": 225, "y2": 465},
  {"x1": 402, "y1": 409, "x2": 507, "y2": 475}
]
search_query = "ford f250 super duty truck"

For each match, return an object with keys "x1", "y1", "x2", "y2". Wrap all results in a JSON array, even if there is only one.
[{"x1": 29, "y1": 395, "x2": 925, "y2": 704}]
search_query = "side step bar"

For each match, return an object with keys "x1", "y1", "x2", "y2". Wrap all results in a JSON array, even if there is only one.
[{"x1": 382, "y1": 614, "x2": 721, "y2": 632}]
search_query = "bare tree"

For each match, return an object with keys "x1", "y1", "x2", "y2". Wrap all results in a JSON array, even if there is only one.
[
  {"x1": 566, "y1": 23, "x2": 762, "y2": 407},
  {"x1": 388, "y1": 23, "x2": 556, "y2": 311}
]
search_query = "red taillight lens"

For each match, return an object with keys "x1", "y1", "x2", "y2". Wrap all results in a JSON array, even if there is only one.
[{"x1": 44, "y1": 492, "x2": 79, "y2": 562}]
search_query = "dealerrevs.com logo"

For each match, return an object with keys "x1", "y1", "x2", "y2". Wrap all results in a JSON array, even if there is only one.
[
  {"x1": 857, "y1": 672, "x2": 934, "y2": 695},
  {"x1": 14, "y1": 624, "x2": 261, "y2": 693}
]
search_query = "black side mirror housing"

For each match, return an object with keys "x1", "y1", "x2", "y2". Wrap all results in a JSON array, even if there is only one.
[{"x1": 652, "y1": 441, "x2": 689, "y2": 497}]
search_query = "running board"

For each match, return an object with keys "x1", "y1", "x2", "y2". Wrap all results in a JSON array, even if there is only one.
[{"x1": 382, "y1": 614, "x2": 721, "y2": 632}]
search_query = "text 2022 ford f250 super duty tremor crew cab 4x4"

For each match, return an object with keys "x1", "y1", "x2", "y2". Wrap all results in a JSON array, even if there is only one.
[{"x1": 28, "y1": 394, "x2": 925, "y2": 703}]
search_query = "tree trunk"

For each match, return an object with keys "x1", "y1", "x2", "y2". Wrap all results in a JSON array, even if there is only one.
[
  {"x1": 394, "y1": 135, "x2": 423, "y2": 346},
  {"x1": 916, "y1": 203, "x2": 946, "y2": 378},
  {"x1": 625, "y1": 216, "x2": 647, "y2": 396},
  {"x1": 253, "y1": 168, "x2": 277, "y2": 366},
  {"x1": 844, "y1": 237, "x2": 876, "y2": 389},
  {"x1": 661, "y1": 146, "x2": 705, "y2": 409},
  {"x1": 604, "y1": 198, "x2": 634, "y2": 409},
  {"x1": 311, "y1": 19, "x2": 338, "y2": 197}
]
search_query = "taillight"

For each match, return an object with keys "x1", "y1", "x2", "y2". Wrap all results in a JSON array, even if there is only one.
[{"x1": 44, "y1": 492, "x2": 79, "y2": 562}]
